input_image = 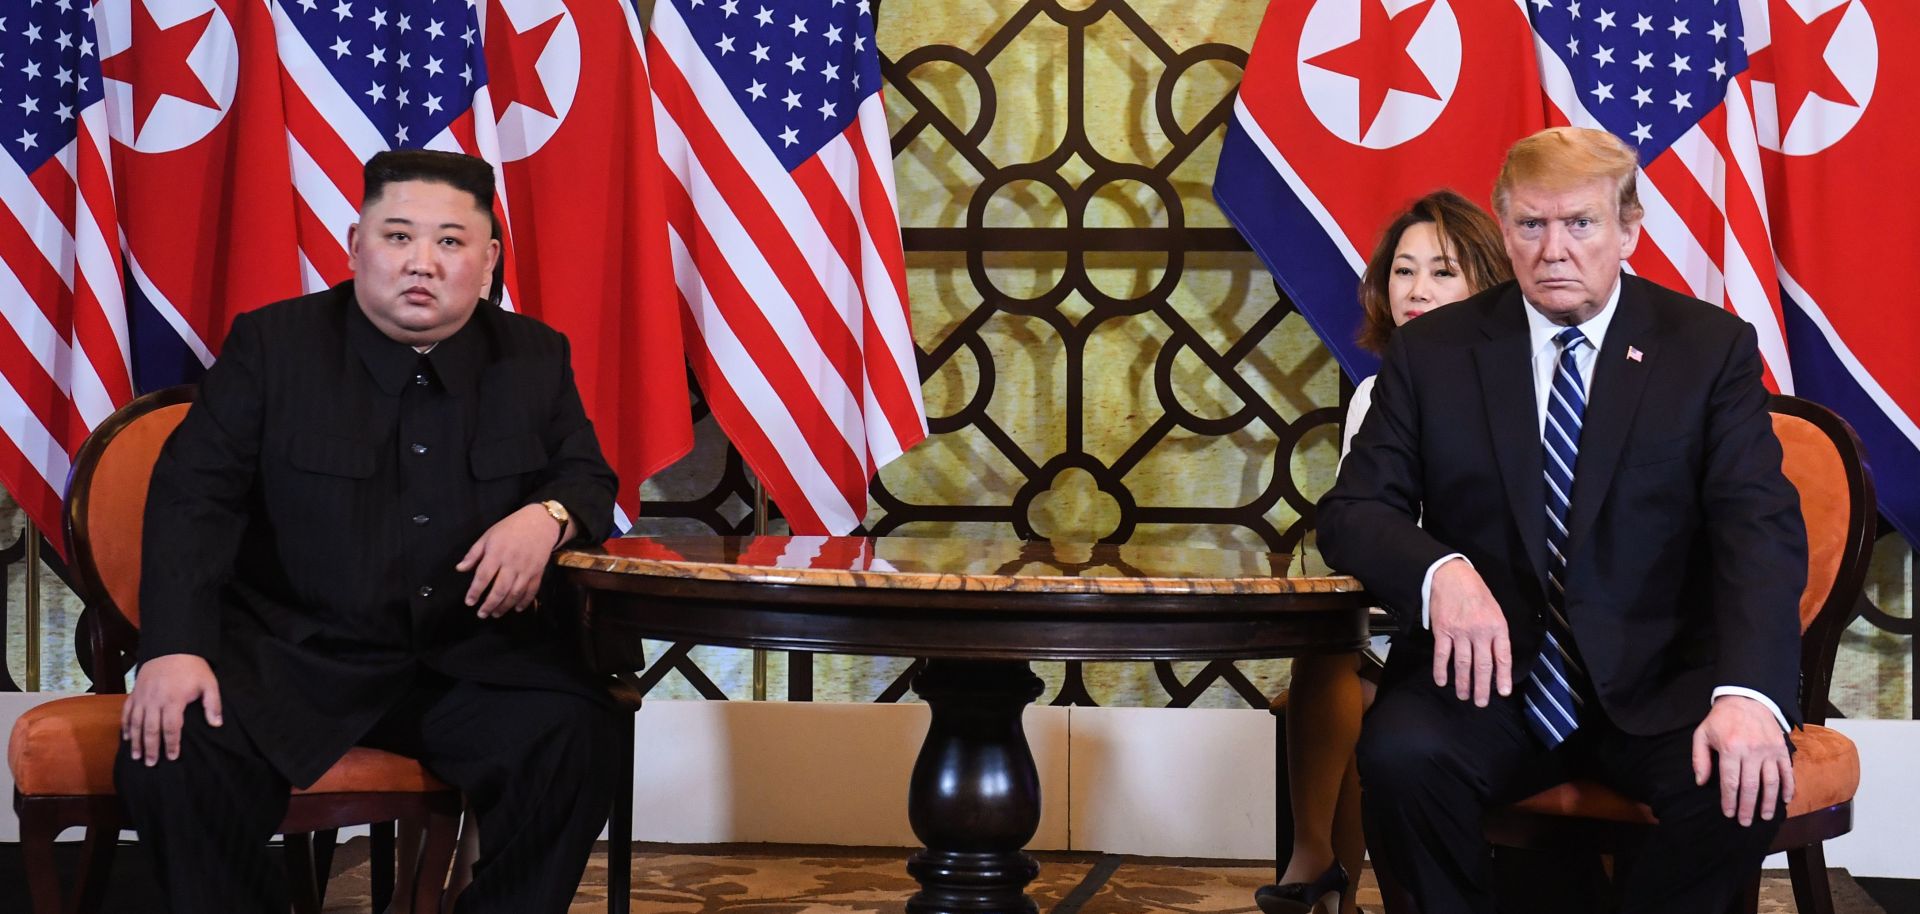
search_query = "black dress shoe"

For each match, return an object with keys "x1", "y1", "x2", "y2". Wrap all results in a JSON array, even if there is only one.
[{"x1": 1254, "y1": 861, "x2": 1349, "y2": 914}]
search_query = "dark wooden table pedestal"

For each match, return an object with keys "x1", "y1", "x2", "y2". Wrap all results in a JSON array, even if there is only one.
[
  {"x1": 562, "y1": 535, "x2": 1369, "y2": 914},
  {"x1": 905, "y1": 660, "x2": 1047, "y2": 914}
]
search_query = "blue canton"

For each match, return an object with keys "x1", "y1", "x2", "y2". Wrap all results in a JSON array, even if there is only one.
[
  {"x1": 281, "y1": 0, "x2": 487, "y2": 148},
  {"x1": 2, "y1": 0, "x2": 107, "y2": 173},
  {"x1": 1528, "y1": 0, "x2": 1748, "y2": 163},
  {"x1": 675, "y1": 0, "x2": 882, "y2": 171}
]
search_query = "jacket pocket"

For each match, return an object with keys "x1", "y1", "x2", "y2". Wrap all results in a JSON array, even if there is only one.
[
  {"x1": 288, "y1": 431, "x2": 376, "y2": 478},
  {"x1": 471, "y1": 433, "x2": 547, "y2": 480}
]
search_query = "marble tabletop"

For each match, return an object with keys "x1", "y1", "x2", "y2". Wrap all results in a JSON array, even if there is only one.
[{"x1": 558, "y1": 535, "x2": 1362, "y2": 596}]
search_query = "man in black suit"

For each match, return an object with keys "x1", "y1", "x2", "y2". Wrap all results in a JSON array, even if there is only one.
[
  {"x1": 1319, "y1": 127, "x2": 1806, "y2": 913},
  {"x1": 115, "y1": 150, "x2": 621, "y2": 913}
]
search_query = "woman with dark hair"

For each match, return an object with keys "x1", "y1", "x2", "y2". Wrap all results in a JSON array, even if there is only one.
[{"x1": 1257, "y1": 189, "x2": 1509, "y2": 914}]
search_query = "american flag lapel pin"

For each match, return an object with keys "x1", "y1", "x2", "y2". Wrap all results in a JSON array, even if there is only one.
[{"x1": 1626, "y1": 346, "x2": 1644, "y2": 363}]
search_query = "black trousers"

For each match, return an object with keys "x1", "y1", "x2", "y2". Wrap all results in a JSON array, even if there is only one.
[
  {"x1": 115, "y1": 673, "x2": 618, "y2": 914},
  {"x1": 1355, "y1": 669, "x2": 1783, "y2": 914}
]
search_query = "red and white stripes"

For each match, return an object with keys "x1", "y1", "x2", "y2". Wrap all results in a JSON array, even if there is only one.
[
  {"x1": 647, "y1": 0, "x2": 924, "y2": 535},
  {"x1": 272, "y1": 0, "x2": 498, "y2": 294},
  {"x1": 0, "y1": 100, "x2": 128, "y2": 551},
  {"x1": 1535, "y1": 30, "x2": 1793, "y2": 392}
]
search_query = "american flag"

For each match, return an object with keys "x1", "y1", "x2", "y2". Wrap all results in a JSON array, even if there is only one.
[
  {"x1": 0, "y1": 0, "x2": 695, "y2": 544},
  {"x1": 274, "y1": 0, "x2": 497, "y2": 292},
  {"x1": 1530, "y1": 0, "x2": 1791, "y2": 390},
  {"x1": 1217, "y1": 0, "x2": 1920, "y2": 542},
  {"x1": 647, "y1": 0, "x2": 925, "y2": 535},
  {"x1": 1, "y1": 0, "x2": 129, "y2": 556}
]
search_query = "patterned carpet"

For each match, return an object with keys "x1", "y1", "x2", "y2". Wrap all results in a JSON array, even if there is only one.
[{"x1": 308, "y1": 841, "x2": 1891, "y2": 913}]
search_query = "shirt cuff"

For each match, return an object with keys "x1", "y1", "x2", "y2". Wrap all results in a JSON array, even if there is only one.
[
  {"x1": 1418, "y1": 554, "x2": 1470, "y2": 629},
  {"x1": 1712, "y1": 686, "x2": 1791, "y2": 732}
]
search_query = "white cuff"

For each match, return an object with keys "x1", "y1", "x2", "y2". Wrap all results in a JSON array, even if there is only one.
[
  {"x1": 1712, "y1": 686, "x2": 1791, "y2": 732},
  {"x1": 1418, "y1": 554, "x2": 1470, "y2": 629}
]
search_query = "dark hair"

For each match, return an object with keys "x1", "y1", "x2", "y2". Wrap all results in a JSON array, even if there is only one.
[
  {"x1": 487, "y1": 211, "x2": 505, "y2": 307},
  {"x1": 1356, "y1": 189, "x2": 1510, "y2": 354},
  {"x1": 361, "y1": 149, "x2": 495, "y2": 213}
]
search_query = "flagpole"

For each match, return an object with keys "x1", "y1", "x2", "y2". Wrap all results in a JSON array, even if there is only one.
[
  {"x1": 24, "y1": 519, "x2": 41, "y2": 692},
  {"x1": 752, "y1": 478, "x2": 768, "y2": 702}
]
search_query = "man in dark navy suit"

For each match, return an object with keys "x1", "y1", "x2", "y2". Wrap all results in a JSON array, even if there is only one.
[
  {"x1": 116, "y1": 149, "x2": 620, "y2": 913},
  {"x1": 1319, "y1": 127, "x2": 1806, "y2": 914}
]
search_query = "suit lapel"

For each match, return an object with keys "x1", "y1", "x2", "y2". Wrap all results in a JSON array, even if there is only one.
[
  {"x1": 1473, "y1": 289, "x2": 1549, "y2": 589},
  {"x1": 1565, "y1": 275, "x2": 1658, "y2": 553}
]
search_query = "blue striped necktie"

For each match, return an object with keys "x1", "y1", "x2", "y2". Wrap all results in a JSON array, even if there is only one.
[{"x1": 1525, "y1": 327, "x2": 1592, "y2": 747}]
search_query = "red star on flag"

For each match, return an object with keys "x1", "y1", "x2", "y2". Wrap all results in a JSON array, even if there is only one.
[
  {"x1": 1303, "y1": 0, "x2": 1443, "y2": 140},
  {"x1": 1748, "y1": 0, "x2": 1859, "y2": 133},
  {"x1": 487, "y1": 1, "x2": 566, "y2": 119},
  {"x1": 99, "y1": 1, "x2": 221, "y2": 138}
]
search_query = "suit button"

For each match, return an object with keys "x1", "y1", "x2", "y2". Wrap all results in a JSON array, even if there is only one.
[
  {"x1": 417, "y1": 585, "x2": 434, "y2": 598},
  {"x1": 412, "y1": 514, "x2": 430, "y2": 526},
  {"x1": 411, "y1": 443, "x2": 428, "y2": 455}
]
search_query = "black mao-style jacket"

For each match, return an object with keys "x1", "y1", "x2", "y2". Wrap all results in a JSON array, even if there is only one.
[{"x1": 139, "y1": 281, "x2": 618, "y2": 786}]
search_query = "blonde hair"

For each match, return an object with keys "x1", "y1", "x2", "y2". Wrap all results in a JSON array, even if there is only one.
[
  {"x1": 1492, "y1": 127, "x2": 1644, "y2": 225},
  {"x1": 1356, "y1": 190, "x2": 1511, "y2": 354}
]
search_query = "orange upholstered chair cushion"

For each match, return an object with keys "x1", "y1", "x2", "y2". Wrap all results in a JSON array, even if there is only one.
[
  {"x1": 1510, "y1": 778, "x2": 1656, "y2": 824},
  {"x1": 1785, "y1": 724, "x2": 1860, "y2": 817},
  {"x1": 301, "y1": 748, "x2": 448, "y2": 795},
  {"x1": 1508, "y1": 723, "x2": 1859, "y2": 824},
  {"x1": 1772, "y1": 412, "x2": 1849, "y2": 634},
  {"x1": 8, "y1": 695, "x2": 126, "y2": 796},
  {"x1": 7, "y1": 694, "x2": 447, "y2": 797}
]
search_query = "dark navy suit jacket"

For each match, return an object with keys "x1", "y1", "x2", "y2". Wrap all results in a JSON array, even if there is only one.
[{"x1": 1319, "y1": 274, "x2": 1806, "y2": 735}]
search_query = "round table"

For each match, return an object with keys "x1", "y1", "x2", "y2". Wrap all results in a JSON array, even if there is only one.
[{"x1": 560, "y1": 535, "x2": 1369, "y2": 914}]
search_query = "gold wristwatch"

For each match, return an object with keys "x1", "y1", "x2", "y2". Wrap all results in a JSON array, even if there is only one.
[{"x1": 540, "y1": 499, "x2": 570, "y2": 546}]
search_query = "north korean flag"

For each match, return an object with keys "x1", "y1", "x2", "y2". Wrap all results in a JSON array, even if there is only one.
[
  {"x1": 485, "y1": 0, "x2": 693, "y2": 526},
  {"x1": 1215, "y1": 0, "x2": 1547, "y2": 381},
  {"x1": 1748, "y1": 0, "x2": 1920, "y2": 545},
  {"x1": 97, "y1": 0, "x2": 305, "y2": 390}
]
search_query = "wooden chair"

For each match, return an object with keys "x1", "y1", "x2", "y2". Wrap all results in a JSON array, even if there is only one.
[
  {"x1": 6, "y1": 386, "x2": 462, "y2": 914},
  {"x1": 1478, "y1": 394, "x2": 1874, "y2": 914}
]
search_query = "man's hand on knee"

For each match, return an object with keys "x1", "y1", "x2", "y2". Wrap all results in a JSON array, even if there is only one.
[
  {"x1": 1691, "y1": 695, "x2": 1795, "y2": 827},
  {"x1": 122, "y1": 653, "x2": 223, "y2": 766},
  {"x1": 1428, "y1": 559, "x2": 1513, "y2": 707}
]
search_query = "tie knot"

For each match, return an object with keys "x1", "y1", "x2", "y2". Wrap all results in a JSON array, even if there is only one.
[{"x1": 1555, "y1": 327, "x2": 1588, "y2": 352}]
